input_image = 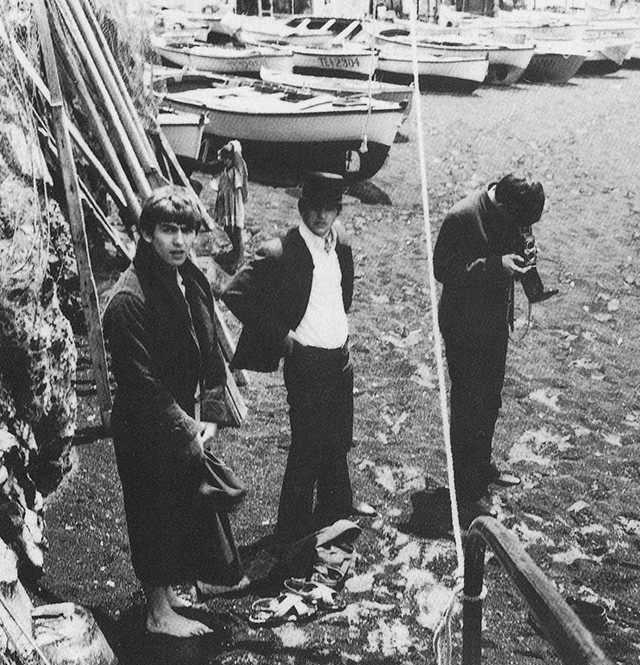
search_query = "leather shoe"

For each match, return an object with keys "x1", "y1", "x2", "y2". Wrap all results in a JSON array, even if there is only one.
[
  {"x1": 351, "y1": 501, "x2": 377, "y2": 517},
  {"x1": 489, "y1": 468, "x2": 521, "y2": 487}
]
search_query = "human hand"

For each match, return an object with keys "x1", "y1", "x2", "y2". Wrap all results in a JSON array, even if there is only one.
[
  {"x1": 283, "y1": 330, "x2": 303, "y2": 356},
  {"x1": 198, "y1": 421, "x2": 218, "y2": 452},
  {"x1": 501, "y1": 253, "x2": 531, "y2": 276}
]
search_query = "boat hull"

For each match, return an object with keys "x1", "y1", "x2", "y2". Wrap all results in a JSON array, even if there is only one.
[
  {"x1": 578, "y1": 40, "x2": 635, "y2": 75},
  {"x1": 153, "y1": 41, "x2": 293, "y2": 75},
  {"x1": 292, "y1": 47, "x2": 378, "y2": 79},
  {"x1": 195, "y1": 135, "x2": 392, "y2": 183},
  {"x1": 523, "y1": 51, "x2": 587, "y2": 83},
  {"x1": 376, "y1": 53, "x2": 488, "y2": 93},
  {"x1": 158, "y1": 112, "x2": 204, "y2": 161},
  {"x1": 163, "y1": 89, "x2": 405, "y2": 181},
  {"x1": 259, "y1": 67, "x2": 413, "y2": 105}
]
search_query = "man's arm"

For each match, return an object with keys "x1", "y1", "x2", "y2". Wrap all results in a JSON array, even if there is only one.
[
  {"x1": 221, "y1": 241, "x2": 290, "y2": 345},
  {"x1": 433, "y1": 211, "x2": 516, "y2": 287}
]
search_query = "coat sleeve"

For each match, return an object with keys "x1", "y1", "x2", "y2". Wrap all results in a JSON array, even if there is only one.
[
  {"x1": 104, "y1": 292, "x2": 202, "y2": 466},
  {"x1": 221, "y1": 243, "x2": 289, "y2": 346},
  {"x1": 433, "y1": 210, "x2": 506, "y2": 288}
]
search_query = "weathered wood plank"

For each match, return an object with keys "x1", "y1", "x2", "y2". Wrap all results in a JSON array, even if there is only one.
[{"x1": 36, "y1": 0, "x2": 112, "y2": 428}]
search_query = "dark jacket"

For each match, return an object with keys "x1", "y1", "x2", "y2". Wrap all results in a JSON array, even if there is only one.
[
  {"x1": 433, "y1": 189, "x2": 520, "y2": 342},
  {"x1": 102, "y1": 241, "x2": 239, "y2": 585},
  {"x1": 222, "y1": 225, "x2": 354, "y2": 372},
  {"x1": 103, "y1": 240, "x2": 227, "y2": 480}
]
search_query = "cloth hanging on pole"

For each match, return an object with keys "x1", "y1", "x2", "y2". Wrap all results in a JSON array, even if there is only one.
[{"x1": 214, "y1": 140, "x2": 249, "y2": 230}]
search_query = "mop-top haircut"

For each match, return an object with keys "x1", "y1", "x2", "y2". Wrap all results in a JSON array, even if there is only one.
[{"x1": 138, "y1": 185, "x2": 206, "y2": 236}]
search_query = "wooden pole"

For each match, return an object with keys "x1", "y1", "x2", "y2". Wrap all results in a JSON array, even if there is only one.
[
  {"x1": 50, "y1": 0, "x2": 152, "y2": 199},
  {"x1": 61, "y1": 0, "x2": 162, "y2": 182},
  {"x1": 35, "y1": 0, "x2": 112, "y2": 428},
  {"x1": 47, "y1": 7, "x2": 144, "y2": 224},
  {"x1": 10, "y1": 38, "x2": 131, "y2": 216},
  {"x1": 79, "y1": 0, "x2": 158, "y2": 169},
  {"x1": 36, "y1": 120, "x2": 134, "y2": 262}
]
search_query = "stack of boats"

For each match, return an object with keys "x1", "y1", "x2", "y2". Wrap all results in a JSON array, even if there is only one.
[{"x1": 151, "y1": 6, "x2": 640, "y2": 179}]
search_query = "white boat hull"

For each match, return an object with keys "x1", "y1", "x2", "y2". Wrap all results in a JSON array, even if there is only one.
[
  {"x1": 152, "y1": 39, "x2": 293, "y2": 75},
  {"x1": 163, "y1": 86, "x2": 406, "y2": 181},
  {"x1": 292, "y1": 46, "x2": 378, "y2": 79},
  {"x1": 259, "y1": 66, "x2": 413, "y2": 105},
  {"x1": 375, "y1": 30, "x2": 533, "y2": 86},
  {"x1": 158, "y1": 112, "x2": 205, "y2": 161},
  {"x1": 376, "y1": 48, "x2": 489, "y2": 93}
]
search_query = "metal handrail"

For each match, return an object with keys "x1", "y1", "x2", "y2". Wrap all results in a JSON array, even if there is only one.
[{"x1": 463, "y1": 516, "x2": 612, "y2": 665}]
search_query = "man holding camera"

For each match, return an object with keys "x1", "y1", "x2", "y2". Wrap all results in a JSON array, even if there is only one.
[{"x1": 433, "y1": 174, "x2": 546, "y2": 525}]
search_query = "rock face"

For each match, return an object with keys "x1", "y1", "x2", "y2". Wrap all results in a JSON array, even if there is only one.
[
  {"x1": 0, "y1": 25, "x2": 79, "y2": 581},
  {"x1": 0, "y1": 175, "x2": 78, "y2": 577}
]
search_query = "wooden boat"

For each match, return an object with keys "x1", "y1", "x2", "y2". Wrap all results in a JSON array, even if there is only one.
[
  {"x1": 160, "y1": 83, "x2": 407, "y2": 181},
  {"x1": 259, "y1": 66, "x2": 413, "y2": 104},
  {"x1": 291, "y1": 43, "x2": 378, "y2": 79},
  {"x1": 522, "y1": 42, "x2": 588, "y2": 83},
  {"x1": 578, "y1": 39, "x2": 635, "y2": 74},
  {"x1": 235, "y1": 15, "x2": 365, "y2": 48},
  {"x1": 375, "y1": 28, "x2": 534, "y2": 86},
  {"x1": 151, "y1": 34, "x2": 293, "y2": 75},
  {"x1": 158, "y1": 110, "x2": 205, "y2": 161},
  {"x1": 376, "y1": 47, "x2": 489, "y2": 93}
]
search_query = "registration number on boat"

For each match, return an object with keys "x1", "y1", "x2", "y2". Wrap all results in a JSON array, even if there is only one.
[{"x1": 317, "y1": 56, "x2": 361, "y2": 69}]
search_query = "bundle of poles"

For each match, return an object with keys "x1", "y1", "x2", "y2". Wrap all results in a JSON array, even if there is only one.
[{"x1": 12, "y1": 0, "x2": 247, "y2": 428}]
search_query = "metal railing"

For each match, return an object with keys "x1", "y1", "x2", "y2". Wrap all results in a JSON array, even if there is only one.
[{"x1": 462, "y1": 516, "x2": 613, "y2": 665}]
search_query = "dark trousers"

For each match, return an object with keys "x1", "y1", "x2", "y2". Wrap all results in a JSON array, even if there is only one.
[
  {"x1": 444, "y1": 331, "x2": 509, "y2": 503},
  {"x1": 277, "y1": 342, "x2": 354, "y2": 542}
]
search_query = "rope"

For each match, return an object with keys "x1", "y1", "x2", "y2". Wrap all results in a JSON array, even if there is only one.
[
  {"x1": 359, "y1": 13, "x2": 377, "y2": 153},
  {"x1": 405, "y1": 2, "x2": 480, "y2": 662},
  {"x1": 406, "y1": 0, "x2": 464, "y2": 569}
]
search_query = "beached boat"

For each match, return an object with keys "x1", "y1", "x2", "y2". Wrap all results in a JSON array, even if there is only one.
[
  {"x1": 291, "y1": 43, "x2": 378, "y2": 79},
  {"x1": 233, "y1": 15, "x2": 364, "y2": 47},
  {"x1": 376, "y1": 47, "x2": 489, "y2": 93},
  {"x1": 259, "y1": 66, "x2": 413, "y2": 104},
  {"x1": 160, "y1": 84, "x2": 407, "y2": 181},
  {"x1": 158, "y1": 111, "x2": 205, "y2": 161},
  {"x1": 578, "y1": 39, "x2": 635, "y2": 74},
  {"x1": 151, "y1": 34, "x2": 293, "y2": 75},
  {"x1": 522, "y1": 42, "x2": 588, "y2": 83},
  {"x1": 375, "y1": 28, "x2": 534, "y2": 86}
]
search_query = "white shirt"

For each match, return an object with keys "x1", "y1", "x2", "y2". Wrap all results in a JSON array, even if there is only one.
[{"x1": 294, "y1": 222, "x2": 349, "y2": 349}]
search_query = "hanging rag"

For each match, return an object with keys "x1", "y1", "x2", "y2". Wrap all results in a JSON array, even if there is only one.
[{"x1": 214, "y1": 139, "x2": 248, "y2": 230}]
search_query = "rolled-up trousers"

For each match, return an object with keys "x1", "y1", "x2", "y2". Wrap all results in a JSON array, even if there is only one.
[
  {"x1": 277, "y1": 341, "x2": 354, "y2": 542},
  {"x1": 444, "y1": 331, "x2": 509, "y2": 503}
]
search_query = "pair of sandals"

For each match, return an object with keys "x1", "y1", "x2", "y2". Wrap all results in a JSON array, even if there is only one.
[{"x1": 248, "y1": 577, "x2": 346, "y2": 627}]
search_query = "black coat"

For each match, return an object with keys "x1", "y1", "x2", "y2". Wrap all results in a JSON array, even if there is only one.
[
  {"x1": 433, "y1": 189, "x2": 520, "y2": 343},
  {"x1": 103, "y1": 241, "x2": 240, "y2": 585},
  {"x1": 222, "y1": 225, "x2": 354, "y2": 372}
]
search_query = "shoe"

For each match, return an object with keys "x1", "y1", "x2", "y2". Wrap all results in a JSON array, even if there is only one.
[
  {"x1": 458, "y1": 498, "x2": 497, "y2": 528},
  {"x1": 488, "y1": 465, "x2": 521, "y2": 488},
  {"x1": 351, "y1": 501, "x2": 377, "y2": 517}
]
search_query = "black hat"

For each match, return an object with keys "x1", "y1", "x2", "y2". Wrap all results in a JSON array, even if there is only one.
[{"x1": 301, "y1": 172, "x2": 344, "y2": 206}]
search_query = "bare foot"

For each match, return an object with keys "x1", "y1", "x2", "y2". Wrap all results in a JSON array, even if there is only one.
[
  {"x1": 144, "y1": 585, "x2": 211, "y2": 637},
  {"x1": 146, "y1": 609, "x2": 212, "y2": 637},
  {"x1": 167, "y1": 586, "x2": 193, "y2": 608}
]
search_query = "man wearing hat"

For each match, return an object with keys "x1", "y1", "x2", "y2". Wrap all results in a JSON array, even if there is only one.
[
  {"x1": 223, "y1": 172, "x2": 374, "y2": 544},
  {"x1": 433, "y1": 174, "x2": 546, "y2": 526}
]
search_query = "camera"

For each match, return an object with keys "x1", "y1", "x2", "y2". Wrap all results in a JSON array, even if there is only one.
[{"x1": 517, "y1": 226, "x2": 558, "y2": 304}]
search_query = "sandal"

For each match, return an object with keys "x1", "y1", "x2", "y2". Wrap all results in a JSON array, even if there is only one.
[
  {"x1": 284, "y1": 579, "x2": 346, "y2": 612},
  {"x1": 310, "y1": 563, "x2": 349, "y2": 590},
  {"x1": 248, "y1": 592, "x2": 317, "y2": 627}
]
